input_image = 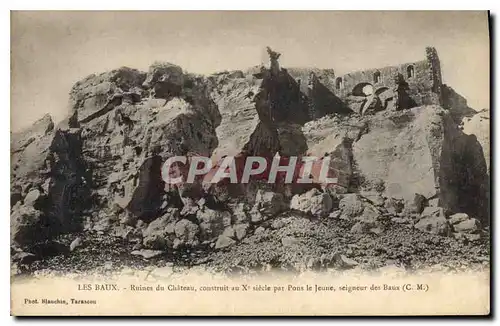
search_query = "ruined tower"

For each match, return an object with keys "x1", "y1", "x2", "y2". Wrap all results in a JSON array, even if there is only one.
[{"x1": 426, "y1": 46, "x2": 444, "y2": 106}]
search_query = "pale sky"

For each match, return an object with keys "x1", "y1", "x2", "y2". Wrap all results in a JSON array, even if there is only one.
[{"x1": 11, "y1": 11, "x2": 490, "y2": 131}]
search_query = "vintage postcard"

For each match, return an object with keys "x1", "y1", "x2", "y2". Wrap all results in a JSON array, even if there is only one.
[{"x1": 10, "y1": 11, "x2": 490, "y2": 316}]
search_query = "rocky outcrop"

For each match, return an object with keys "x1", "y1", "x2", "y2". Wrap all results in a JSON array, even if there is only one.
[
  {"x1": 11, "y1": 48, "x2": 490, "y2": 265},
  {"x1": 303, "y1": 116, "x2": 359, "y2": 192},
  {"x1": 303, "y1": 105, "x2": 489, "y2": 226},
  {"x1": 74, "y1": 63, "x2": 222, "y2": 226},
  {"x1": 69, "y1": 67, "x2": 146, "y2": 123},
  {"x1": 462, "y1": 109, "x2": 490, "y2": 174},
  {"x1": 209, "y1": 55, "x2": 310, "y2": 161},
  {"x1": 209, "y1": 72, "x2": 264, "y2": 159},
  {"x1": 11, "y1": 114, "x2": 91, "y2": 246},
  {"x1": 351, "y1": 105, "x2": 489, "y2": 225},
  {"x1": 142, "y1": 62, "x2": 184, "y2": 99},
  {"x1": 441, "y1": 84, "x2": 477, "y2": 124}
]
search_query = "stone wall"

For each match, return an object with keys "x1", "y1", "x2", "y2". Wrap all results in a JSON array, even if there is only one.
[
  {"x1": 334, "y1": 48, "x2": 441, "y2": 109},
  {"x1": 287, "y1": 47, "x2": 445, "y2": 117}
]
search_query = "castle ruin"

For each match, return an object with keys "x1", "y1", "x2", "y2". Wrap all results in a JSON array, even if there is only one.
[{"x1": 282, "y1": 47, "x2": 470, "y2": 121}]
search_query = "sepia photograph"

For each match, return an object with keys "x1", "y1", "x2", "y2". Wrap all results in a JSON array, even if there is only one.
[{"x1": 9, "y1": 10, "x2": 491, "y2": 316}]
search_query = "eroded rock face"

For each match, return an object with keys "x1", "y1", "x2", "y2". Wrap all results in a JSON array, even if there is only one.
[
  {"x1": 303, "y1": 105, "x2": 489, "y2": 226},
  {"x1": 351, "y1": 105, "x2": 489, "y2": 225},
  {"x1": 75, "y1": 64, "x2": 222, "y2": 225},
  {"x1": 462, "y1": 109, "x2": 490, "y2": 174},
  {"x1": 303, "y1": 115, "x2": 363, "y2": 191},
  {"x1": 441, "y1": 84, "x2": 477, "y2": 124},
  {"x1": 11, "y1": 115, "x2": 91, "y2": 246},
  {"x1": 69, "y1": 67, "x2": 146, "y2": 123},
  {"x1": 142, "y1": 62, "x2": 184, "y2": 99},
  {"x1": 210, "y1": 68, "x2": 310, "y2": 160},
  {"x1": 209, "y1": 73, "x2": 263, "y2": 159}
]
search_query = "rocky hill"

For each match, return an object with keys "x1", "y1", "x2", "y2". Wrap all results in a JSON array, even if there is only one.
[{"x1": 10, "y1": 50, "x2": 490, "y2": 275}]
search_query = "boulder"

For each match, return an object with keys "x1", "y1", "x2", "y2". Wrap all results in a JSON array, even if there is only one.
[
  {"x1": 12, "y1": 251, "x2": 38, "y2": 265},
  {"x1": 131, "y1": 249, "x2": 164, "y2": 259},
  {"x1": 420, "y1": 206, "x2": 445, "y2": 220},
  {"x1": 209, "y1": 73, "x2": 270, "y2": 159},
  {"x1": 142, "y1": 208, "x2": 179, "y2": 249},
  {"x1": 384, "y1": 198, "x2": 404, "y2": 215},
  {"x1": 453, "y1": 218, "x2": 480, "y2": 234},
  {"x1": 448, "y1": 213, "x2": 470, "y2": 225},
  {"x1": 10, "y1": 204, "x2": 43, "y2": 246},
  {"x1": 463, "y1": 233, "x2": 482, "y2": 242},
  {"x1": 290, "y1": 188, "x2": 333, "y2": 217},
  {"x1": 253, "y1": 190, "x2": 287, "y2": 218},
  {"x1": 404, "y1": 193, "x2": 427, "y2": 215},
  {"x1": 361, "y1": 191, "x2": 385, "y2": 207},
  {"x1": 249, "y1": 207, "x2": 264, "y2": 223},
  {"x1": 69, "y1": 237, "x2": 82, "y2": 252},
  {"x1": 210, "y1": 65, "x2": 310, "y2": 163},
  {"x1": 180, "y1": 199, "x2": 199, "y2": 217},
  {"x1": 358, "y1": 204, "x2": 380, "y2": 222},
  {"x1": 233, "y1": 223, "x2": 250, "y2": 241},
  {"x1": 111, "y1": 224, "x2": 142, "y2": 243},
  {"x1": 338, "y1": 194, "x2": 364, "y2": 218},
  {"x1": 215, "y1": 235, "x2": 236, "y2": 249},
  {"x1": 23, "y1": 189, "x2": 43, "y2": 207},
  {"x1": 415, "y1": 207, "x2": 450, "y2": 236},
  {"x1": 221, "y1": 226, "x2": 236, "y2": 239},
  {"x1": 304, "y1": 122, "x2": 355, "y2": 191},
  {"x1": 230, "y1": 203, "x2": 250, "y2": 224},
  {"x1": 196, "y1": 208, "x2": 230, "y2": 241},
  {"x1": 414, "y1": 216, "x2": 450, "y2": 236},
  {"x1": 174, "y1": 219, "x2": 200, "y2": 247}
]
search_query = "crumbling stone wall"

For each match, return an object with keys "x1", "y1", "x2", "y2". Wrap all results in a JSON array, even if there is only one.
[
  {"x1": 286, "y1": 47, "x2": 447, "y2": 118},
  {"x1": 426, "y1": 46, "x2": 444, "y2": 105},
  {"x1": 335, "y1": 48, "x2": 440, "y2": 109}
]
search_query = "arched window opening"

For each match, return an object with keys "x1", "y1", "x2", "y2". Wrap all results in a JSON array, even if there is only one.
[
  {"x1": 335, "y1": 77, "x2": 343, "y2": 90},
  {"x1": 352, "y1": 83, "x2": 374, "y2": 97},
  {"x1": 407, "y1": 65, "x2": 415, "y2": 78},
  {"x1": 373, "y1": 71, "x2": 381, "y2": 84}
]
